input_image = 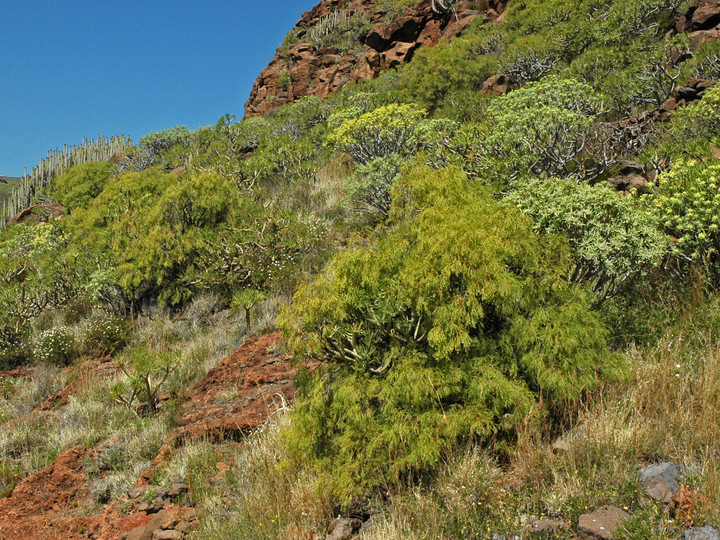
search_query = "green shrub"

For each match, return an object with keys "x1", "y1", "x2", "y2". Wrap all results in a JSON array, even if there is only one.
[
  {"x1": 326, "y1": 103, "x2": 429, "y2": 165},
  {"x1": 110, "y1": 348, "x2": 179, "y2": 413},
  {"x1": 346, "y1": 153, "x2": 405, "y2": 216},
  {"x1": 62, "y1": 296, "x2": 93, "y2": 325},
  {"x1": 326, "y1": 103, "x2": 456, "y2": 215},
  {"x1": 33, "y1": 327, "x2": 77, "y2": 366},
  {"x1": 0, "y1": 324, "x2": 29, "y2": 368},
  {"x1": 650, "y1": 157, "x2": 720, "y2": 269},
  {"x1": 505, "y1": 176, "x2": 669, "y2": 304},
  {"x1": 479, "y1": 76, "x2": 605, "y2": 181},
  {"x1": 692, "y1": 41, "x2": 720, "y2": 81},
  {"x1": 53, "y1": 161, "x2": 116, "y2": 211},
  {"x1": 399, "y1": 30, "x2": 499, "y2": 115},
  {"x1": 279, "y1": 166, "x2": 626, "y2": 501},
  {"x1": 231, "y1": 289, "x2": 266, "y2": 334},
  {"x1": 667, "y1": 86, "x2": 720, "y2": 143},
  {"x1": 138, "y1": 125, "x2": 192, "y2": 159},
  {"x1": 83, "y1": 314, "x2": 131, "y2": 355}
]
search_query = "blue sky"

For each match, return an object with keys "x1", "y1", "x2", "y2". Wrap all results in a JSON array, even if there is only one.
[{"x1": 0, "y1": 0, "x2": 317, "y2": 176}]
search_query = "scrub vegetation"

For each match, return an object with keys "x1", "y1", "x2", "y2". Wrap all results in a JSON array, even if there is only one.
[{"x1": 2, "y1": 0, "x2": 720, "y2": 537}]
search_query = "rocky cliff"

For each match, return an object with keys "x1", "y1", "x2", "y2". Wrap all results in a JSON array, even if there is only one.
[{"x1": 244, "y1": 0, "x2": 505, "y2": 117}]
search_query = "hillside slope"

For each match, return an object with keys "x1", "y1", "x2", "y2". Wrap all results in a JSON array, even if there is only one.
[{"x1": 2, "y1": 0, "x2": 720, "y2": 538}]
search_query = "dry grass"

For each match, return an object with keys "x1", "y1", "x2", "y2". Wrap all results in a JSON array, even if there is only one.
[
  {"x1": 185, "y1": 411, "x2": 333, "y2": 539},
  {"x1": 503, "y1": 324, "x2": 720, "y2": 534},
  {"x1": 0, "y1": 365, "x2": 64, "y2": 422},
  {"x1": 311, "y1": 154, "x2": 354, "y2": 220},
  {"x1": 130, "y1": 301, "x2": 245, "y2": 397}
]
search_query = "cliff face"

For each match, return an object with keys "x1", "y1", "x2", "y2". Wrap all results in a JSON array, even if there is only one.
[{"x1": 244, "y1": 0, "x2": 505, "y2": 117}]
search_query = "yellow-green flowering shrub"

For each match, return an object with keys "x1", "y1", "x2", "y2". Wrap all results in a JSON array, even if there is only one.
[
  {"x1": 651, "y1": 158, "x2": 720, "y2": 264},
  {"x1": 326, "y1": 103, "x2": 456, "y2": 215},
  {"x1": 326, "y1": 103, "x2": 429, "y2": 165}
]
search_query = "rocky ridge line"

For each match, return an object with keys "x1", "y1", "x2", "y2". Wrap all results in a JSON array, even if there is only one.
[{"x1": 244, "y1": 0, "x2": 505, "y2": 117}]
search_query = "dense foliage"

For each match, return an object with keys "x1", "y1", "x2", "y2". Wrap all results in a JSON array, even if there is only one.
[
  {"x1": 505, "y1": 177, "x2": 669, "y2": 303},
  {"x1": 279, "y1": 166, "x2": 626, "y2": 500}
]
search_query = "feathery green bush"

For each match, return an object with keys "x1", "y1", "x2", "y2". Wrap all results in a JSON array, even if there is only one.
[
  {"x1": 53, "y1": 161, "x2": 116, "y2": 211},
  {"x1": 279, "y1": 166, "x2": 626, "y2": 501}
]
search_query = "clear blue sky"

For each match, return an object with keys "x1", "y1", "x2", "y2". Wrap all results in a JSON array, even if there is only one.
[{"x1": 0, "y1": 0, "x2": 318, "y2": 177}]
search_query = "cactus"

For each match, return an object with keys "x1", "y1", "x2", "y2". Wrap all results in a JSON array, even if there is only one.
[
  {"x1": 306, "y1": 10, "x2": 349, "y2": 43},
  {"x1": 431, "y1": 0, "x2": 457, "y2": 16},
  {"x1": 1, "y1": 134, "x2": 132, "y2": 227}
]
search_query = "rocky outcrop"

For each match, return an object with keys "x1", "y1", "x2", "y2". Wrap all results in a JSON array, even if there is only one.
[
  {"x1": 662, "y1": 77, "x2": 717, "y2": 111},
  {"x1": 6, "y1": 202, "x2": 64, "y2": 227},
  {"x1": 245, "y1": 0, "x2": 505, "y2": 117},
  {"x1": 677, "y1": 0, "x2": 720, "y2": 49},
  {"x1": 607, "y1": 161, "x2": 653, "y2": 194}
]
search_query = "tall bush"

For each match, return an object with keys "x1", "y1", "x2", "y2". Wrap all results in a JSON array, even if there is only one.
[
  {"x1": 505, "y1": 177, "x2": 669, "y2": 304},
  {"x1": 279, "y1": 166, "x2": 626, "y2": 501}
]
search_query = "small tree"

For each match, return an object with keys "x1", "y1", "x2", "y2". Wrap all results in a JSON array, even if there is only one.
[
  {"x1": 326, "y1": 104, "x2": 456, "y2": 215},
  {"x1": 232, "y1": 289, "x2": 266, "y2": 334},
  {"x1": 479, "y1": 76, "x2": 606, "y2": 181},
  {"x1": 138, "y1": 125, "x2": 192, "y2": 160},
  {"x1": 326, "y1": 103, "x2": 429, "y2": 165},
  {"x1": 111, "y1": 348, "x2": 179, "y2": 413}
]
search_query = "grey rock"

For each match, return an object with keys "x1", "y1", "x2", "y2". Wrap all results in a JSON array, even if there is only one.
[
  {"x1": 640, "y1": 462, "x2": 681, "y2": 503},
  {"x1": 528, "y1": 518, "x2": 571, "y2": 535},
  {"x1": 578, "y1": 505, "x2": 630, "y2": 539},
  {"x1": 327, "y1": 517, "x2": 361, "y2": 540},
  {"x1": 684, "y1": 526, "x2": 720, "y2": 540}
]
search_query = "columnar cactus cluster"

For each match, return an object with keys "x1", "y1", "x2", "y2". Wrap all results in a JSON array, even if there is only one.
[{"x1": 1, "y1": 134, "x2": 131, "y2": 227}]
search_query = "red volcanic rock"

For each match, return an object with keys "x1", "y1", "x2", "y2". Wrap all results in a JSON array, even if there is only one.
[
  {"x1": 172, "y1": 332, "x2": 319, "y2": 442},
  {"x1": 6, "y1": 202, "x2": 64, "y2": 227},
  {"x1": 690, "y1": 0, "x2": 720, "y2": 30},
  {"x1": 382, "y1": 40, "x2": 418, "y2": 69},
  {"x1": 0, "y1": 334, "x2": 312, "y2": 540},
  {"x1": 677, "y1": 0, "x2": 720, "y2": 49},
  {"x1": 0, "y1": 446, "x2": 95, "y2": 540},
  {"x1": 245, "y1": 0, "x2": 504, "y2": 117}
]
